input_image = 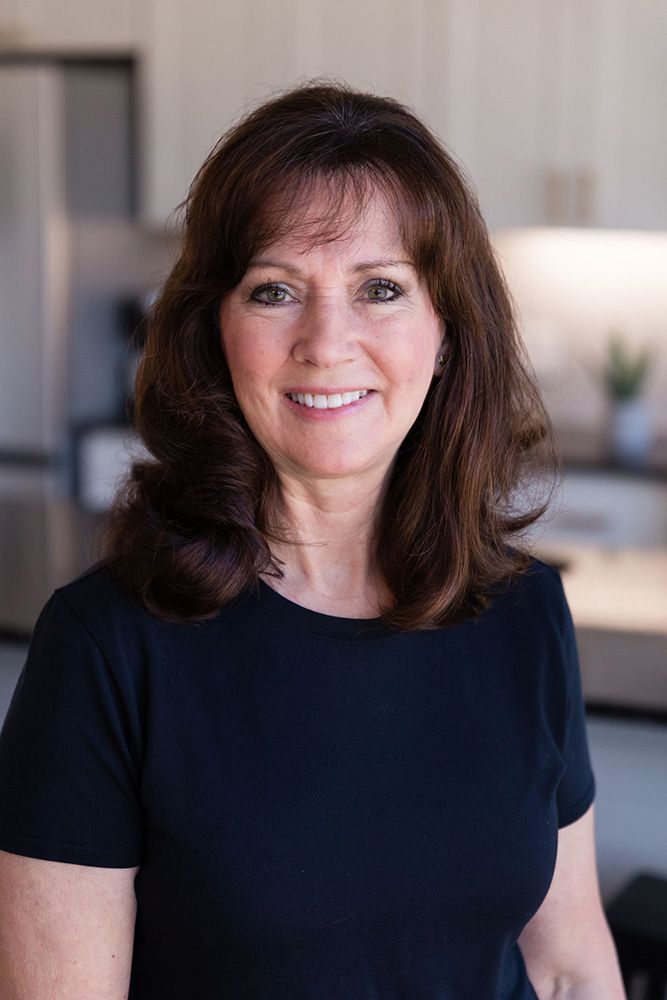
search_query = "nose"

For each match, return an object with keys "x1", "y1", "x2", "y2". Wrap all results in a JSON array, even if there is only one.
[{"x1": 291, "y1": 294, "x2": 359, "y2": 369}]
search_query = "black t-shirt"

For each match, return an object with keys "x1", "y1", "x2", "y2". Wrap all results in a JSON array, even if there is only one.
[{"x1": 0, "y1": 556, "x2": 595, "y2": 999}]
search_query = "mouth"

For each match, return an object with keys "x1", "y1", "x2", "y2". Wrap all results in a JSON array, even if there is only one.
[{"x1": 285, "y1": 390, "x2": 371, "y2": 410}]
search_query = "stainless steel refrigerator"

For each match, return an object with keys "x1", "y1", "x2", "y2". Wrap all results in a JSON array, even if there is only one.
[{"x1": 0, "y1": 58, "x2": 135, "y2": 635}]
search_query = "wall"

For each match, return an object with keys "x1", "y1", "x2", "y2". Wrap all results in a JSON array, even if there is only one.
[{"x1": 492, "y1": 228, "x2": 667, "y2": 443}]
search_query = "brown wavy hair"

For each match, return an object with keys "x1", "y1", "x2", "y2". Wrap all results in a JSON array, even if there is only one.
[{"x1": 102, "y1": 78, "x2": 562, "y2": 630}]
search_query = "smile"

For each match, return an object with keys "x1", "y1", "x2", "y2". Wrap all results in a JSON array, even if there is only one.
[{"x1": 286, "y1": 390, "x2": 369, "y2": 409}]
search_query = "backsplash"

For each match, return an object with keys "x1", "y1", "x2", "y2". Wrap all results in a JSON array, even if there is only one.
[{"x1": 492, "y1": 228, "x2": 667, "y2": 445}]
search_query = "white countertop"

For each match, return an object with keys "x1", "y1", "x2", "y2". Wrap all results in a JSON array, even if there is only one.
[{"x1": 534, "y1": 542, "x2": 667, "y2": 637}]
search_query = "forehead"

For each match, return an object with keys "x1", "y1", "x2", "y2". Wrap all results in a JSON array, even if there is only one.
[{"x1": 251, "y1": 178, "x2": 408, "y2": 263}]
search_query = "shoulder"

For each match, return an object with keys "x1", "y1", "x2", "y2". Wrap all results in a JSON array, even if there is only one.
[
  {"x1": 52, "y1": 560, "x2": 149, "y2": 629},
  {"x1": 487, "y1": 552, "x2": 567, "y2": 628},
  {"x1": 41, "y1": 560, "x2": 246, "y2": 674},
  {"x1": 30, "y1": 561, "x2": 169, "y2": 687},
  {"x1": 472, "y1": 552, "x2": 573, "y2": 691}
]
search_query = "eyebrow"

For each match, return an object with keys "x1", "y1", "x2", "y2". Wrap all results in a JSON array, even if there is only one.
[{"x1": 245, "y1": 258, "x2": 415, "y2": 275}]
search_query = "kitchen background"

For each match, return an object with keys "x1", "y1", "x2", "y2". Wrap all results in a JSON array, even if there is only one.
[{"x1": 0, "y1": 0, "x2": 665, "y2": 990}]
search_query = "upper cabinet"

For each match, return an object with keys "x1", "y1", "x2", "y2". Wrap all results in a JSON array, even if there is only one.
[
  {"x1": 422, "y1": 0, "x2": 667, "y2": 231},
  {"x1": 0, "y1": 0, "x2": 141, "y2": 50},
  {"x1": 136, "y1": 0, "x2": 667, "y2": 232},
  {"x1": 420, "y1": 0, "x2": 556, "y2": 232},
  {"x1": 139, "y1": 0, "x2": 303, "y2": 230},
  {"x1": 580, "y1": 0, "x2": 667, "y2": 231},
  {"x1": 138, "y1": 0, "x2": 428, "y2": 229}
]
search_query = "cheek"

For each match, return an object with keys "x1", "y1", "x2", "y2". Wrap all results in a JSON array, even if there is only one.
[
  {"x1": 220, "y1": 327, "x2": 262, "y2": 390},
  {"x1": 221, "y1": 346, "x2": 282, "y2": 426},
  {"x1": 219, "y1": 305, "x2": 254, "y2": 376},
  {"x1": 226, "y1": 360, "x2": 261, "y2": 406},
  {"x1": 392, "y1": 330, "x2": 440, "y2": 385}
]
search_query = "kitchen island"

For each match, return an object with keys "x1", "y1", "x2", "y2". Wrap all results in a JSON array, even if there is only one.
[{"x1": 533, "y1": 541, "x2": 667, "y2": 720}]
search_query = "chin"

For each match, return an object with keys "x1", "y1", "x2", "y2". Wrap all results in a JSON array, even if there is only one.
[{"x1": 287, "y1": 453, "x2": 390, "y2": 481}]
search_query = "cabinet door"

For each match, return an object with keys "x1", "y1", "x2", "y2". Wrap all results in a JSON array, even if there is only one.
[
  {"x1": 0, "y1": 0, "x2": 139, "y2": 49},
  {"x1": 580, "y1": 0, "x2": 667, "y2": 230},
  {"x1": 421, "y1": 0, "x2": 667, "y2": 231},
  {"x1": 295, "y1": 0, "x2": 425, "y2": 108},
  {"x1": 139, "y1": 0, "x2": 427, "y2": 228},
  {"x1": 420, "y1": 0, "x2": 574, "y2": 231},
  {"x1": 140, "y1": 0, "x2": 302, "y2": 228},
  {"x1": 506, "y1": 0, "x2": 667, "y2": 230}
]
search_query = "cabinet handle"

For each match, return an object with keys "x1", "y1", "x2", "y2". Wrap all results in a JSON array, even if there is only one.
[
  {"x1": 545, "y1": 168, "x2": 597, "y2": 226},
  {"x1": 0, "y1": 23, "x2": 26, "y2": 47},
  {"x1": 544, "y1": 168, "x2": 569, "y2": 225},
  {"x1": 574, "y1": 168, "x2": 596, "y2": 226}
]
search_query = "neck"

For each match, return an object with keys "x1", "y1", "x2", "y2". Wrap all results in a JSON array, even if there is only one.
[{"x1": 264, "y1": 471, "x2": 391, "y2": 617}]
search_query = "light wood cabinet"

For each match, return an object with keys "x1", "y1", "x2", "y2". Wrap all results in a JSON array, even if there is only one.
[
  {"x1": 138, "y1": 0, "x2": 428, "y2": 228},
  {"x1": 579, "y1": 0, "x2": 667, "y2": 230},
  {"x1": 422, "y1": 0, "x2": 667, "y2": 231},
  {"x1": 136, "y1": 0, "x2": 667, "y2": 232},
  {"x1": 420, "y1": 0, "x2": 557, "y2": 231}
]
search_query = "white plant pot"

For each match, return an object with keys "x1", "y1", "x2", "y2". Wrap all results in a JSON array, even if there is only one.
[{"x1": 610, "y1": 397, "x2": 652, "y2": 466}]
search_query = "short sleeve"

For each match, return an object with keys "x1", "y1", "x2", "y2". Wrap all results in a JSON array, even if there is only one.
[
  {"x1": 0, "y1": 591, "x2": 143, "y2": 867},
  {"x1": 554, "y1": 575, "x2": 596, "y2": 828}
]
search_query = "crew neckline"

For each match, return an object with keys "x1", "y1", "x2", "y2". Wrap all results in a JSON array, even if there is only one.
[{"x1": 255, "y1": 579, "x2": 395, "y2": 640}]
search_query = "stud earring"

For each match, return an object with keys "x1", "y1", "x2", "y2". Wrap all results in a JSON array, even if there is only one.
[{"x1": 438, "y1": 354, "x2": 446, "y2": 366}]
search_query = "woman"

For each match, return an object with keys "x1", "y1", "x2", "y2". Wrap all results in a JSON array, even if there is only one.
[{"x1": 0, "y1": 82, "x2": 624, "y2": 998}]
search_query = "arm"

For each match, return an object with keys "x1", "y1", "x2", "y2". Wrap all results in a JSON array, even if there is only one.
[
  {"x1": 0, "y1": 850, "x2": 139, "y2": 1000},
  {"x1": 517, "y1": 804, "x2": 625, "y2": 999}
]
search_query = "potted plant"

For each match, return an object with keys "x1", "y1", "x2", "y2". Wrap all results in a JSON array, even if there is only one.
[{"x1": 602, "y1": 331, "x2": 655, "y2": 466}]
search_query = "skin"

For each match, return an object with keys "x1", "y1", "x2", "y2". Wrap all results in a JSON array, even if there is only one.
[
  {"x1": 0, "y1": 853, "x2": 138, "y2": 998},
  {"x1": 218, "y1": 184, "x2": 446, "y2": 617},
  {"x1": 517, "y1": 805, "x2": 626, "y2": 999}
]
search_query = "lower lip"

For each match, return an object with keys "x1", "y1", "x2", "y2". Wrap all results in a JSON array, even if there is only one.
[{"x1": 283, "y1": 392, "x2": 375, "y2": 420}]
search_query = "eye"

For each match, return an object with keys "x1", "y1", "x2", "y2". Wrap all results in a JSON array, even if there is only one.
[
  {"x1": 365, "y1": 279, "x2": 404, "y2": 303},
  {"x1": 250, "y1": 282, "x2": 294, "y2": 307}
]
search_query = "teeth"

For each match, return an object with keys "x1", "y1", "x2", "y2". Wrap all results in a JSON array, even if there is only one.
[{"x1": 288, "y1": 390, "x2": 369, "y2": 409}]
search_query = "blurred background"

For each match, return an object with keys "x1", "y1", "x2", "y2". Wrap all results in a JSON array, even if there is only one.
[{"x1": 0, "y1": 0, "x2": 665, "y2": 988}]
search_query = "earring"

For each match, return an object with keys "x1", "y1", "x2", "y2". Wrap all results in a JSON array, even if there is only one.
[{"x1": 438, "y1": 354, "x2": 446, "y2": 366}]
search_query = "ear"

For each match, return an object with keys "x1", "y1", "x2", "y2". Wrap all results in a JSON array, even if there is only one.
[{"x1": 434, "y1": 328, "x2": 448, "y2": 376}]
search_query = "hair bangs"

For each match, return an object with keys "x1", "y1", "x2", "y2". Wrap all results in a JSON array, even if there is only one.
[{"x1": 229, "y1": 163, "x2": 440, "y2": 299}]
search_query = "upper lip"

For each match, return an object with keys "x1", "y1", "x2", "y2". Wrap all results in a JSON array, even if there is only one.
[{"x1": 284, "y1": 387, "x2": 374, "y2": 395}]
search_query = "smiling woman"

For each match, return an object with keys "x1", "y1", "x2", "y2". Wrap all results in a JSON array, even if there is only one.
[
  {"x1": 0, "y1": 80, "x2": 624, "y2": 1000},
  {"x1": 217, "y1": 186, "x2": 444, "y2": 489},
  {"x1": 99, "y1": 80, "x2": 563, "y2": 627}
]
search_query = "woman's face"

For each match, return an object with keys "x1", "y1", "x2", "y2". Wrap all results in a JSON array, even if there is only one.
[{"x1": 218, "y1": 186, "x2": 445, "y2": 486}]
